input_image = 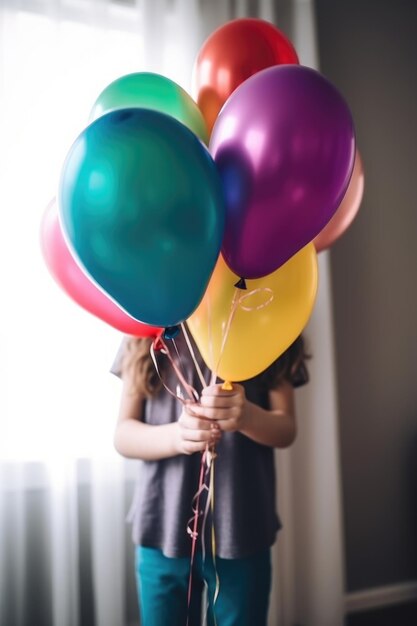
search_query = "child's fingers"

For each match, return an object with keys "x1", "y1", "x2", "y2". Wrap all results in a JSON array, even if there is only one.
[
  {"x1": 187, "y1": 404, "x2": 225, "y2": 421},
  {"x1": 180, "y1": 411, "x2": 215, "y2": 430},
  {"x1": 190, "y1": 402, "x2": 243, "y2": 425},
  {"x1": 177, "y1": 415, "x2": 221, "y2": 455},
  {"x1": 181, "y1": 428, "x2": 220, "y2": 443},
  {"x1": 199, "y1": 394, "x2": 243, "y2": 410},
  {"x1": 182, "y1": 440, "x2": 213, "y2": 455},
  {"x1": 200, "y1": 384, "x2": 245, "y2": 412}
]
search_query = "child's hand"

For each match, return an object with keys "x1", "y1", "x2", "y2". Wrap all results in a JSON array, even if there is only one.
[
  {"x1": 176, "y1": 402, "x2": 222, "y2": 455},
  {"x1": 192, "y1": 383, "x2": 248, "y2": 433}
]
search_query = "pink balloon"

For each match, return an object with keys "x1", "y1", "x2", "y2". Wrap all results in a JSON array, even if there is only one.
[
  {"x1": 40, "y1": 199, "x2": 162, "y2": 338},
  {"x1": 314, "y1": 150, "x2": 364, "y2": 252}
]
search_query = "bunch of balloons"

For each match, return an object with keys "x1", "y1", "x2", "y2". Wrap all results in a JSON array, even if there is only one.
[{"x1": 40, "y1": 18, "x2": 363, "y2": 381}]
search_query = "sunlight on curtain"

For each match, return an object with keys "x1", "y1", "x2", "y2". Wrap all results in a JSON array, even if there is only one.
[
  {"x1": 0, "y1": 2, "x2": 199, "y2": 464},
  {"x1": 0, "y1": 3, "x2": 200, "y2": 625},
  {"x1": 0, "y1": 7, "x2": 146, "y2": 463}
]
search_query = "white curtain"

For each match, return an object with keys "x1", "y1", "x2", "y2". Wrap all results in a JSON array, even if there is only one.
[
  {"x1": 273, "y1": 4, "x2": 346, "y2": 626},
  {"x1": 0, "y1": 2, "x2": 194, "y2": 625},
  {"x1": 0, "y1": 1, "x2": 345, "y2": 625}
]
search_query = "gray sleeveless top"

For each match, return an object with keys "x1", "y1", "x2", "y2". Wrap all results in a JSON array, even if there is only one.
[{"x1": 112, "y1": 334, "x2": 307, "y2": 559}]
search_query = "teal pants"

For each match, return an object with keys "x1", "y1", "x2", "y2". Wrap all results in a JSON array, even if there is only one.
[{"x1": 135, "y1": 546, "x2": 271, "y2": 626}]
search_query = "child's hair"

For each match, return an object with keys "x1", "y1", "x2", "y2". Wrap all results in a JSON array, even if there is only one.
[
  {"x1": 259, "y1": 334, "x2": 310, "y2": 389},
  {"x1": 121, "y1": 336, "x2": 161, "y2": 397},
  {"x1": 121, "y1": 333, "x2": 310, "y2": 398}
]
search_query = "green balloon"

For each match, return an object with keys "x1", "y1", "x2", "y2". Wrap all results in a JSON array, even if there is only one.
[
  {"x1": 89, "y1": 72, "x2": 209, "y2": 144},
  {"x1": 59, "y1": 108, "x2": 225, "y2": 328}
]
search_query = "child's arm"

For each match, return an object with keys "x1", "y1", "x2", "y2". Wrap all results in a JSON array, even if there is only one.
[
  {"x1": 187, "y1": 382, "x2": 296, "y2": 449},
  {"x1": 113, "y1": 378, "x2": 221, "y2": 461}
]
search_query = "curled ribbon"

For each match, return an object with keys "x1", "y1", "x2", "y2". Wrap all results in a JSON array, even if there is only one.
[
  {"x1": 211, "y1": 285, "x2": 275, "y2": 385},
  {"x1": 149, "y1": 332, "x2": 218, "y2": 625},
  {"x1": 150, "y1": 336, "x2": 199, "y2": 403}
]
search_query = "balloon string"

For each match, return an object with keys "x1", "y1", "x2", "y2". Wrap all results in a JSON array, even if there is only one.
[
  {"x1": 210, "y1": 287, "x2": 240, "y2": 385},
  {"x1": 181, "y1": 313, "x2": 221, "y2": 624},
  {"x1": 198, "y1": 443, "x2": 218, "y2": 626},
  {"x1": 153, "y1": 308, "x2": 236, "y2": 624},
  {"x1": 210, "y1": 458, "x2": 220, "y2": 614},
  {"x1": 150, "y1": 331, "x2": 221, "y2": 624},
  {"x1": 152, "y1": 332, "x2": 213, "y2": 625},
  {"x1": 195, "y1": 284, "x2": 276, "y2": 621},
  {"x1": 186, "y1": 448, "x2": 208, "y2": 626},
  {"x1": 200, "y1": 285, "x2": 274, "y2": 620},
  {"x1": 207, "y1": 288, "x2": 215, "y2": 382},
  {"x1": 209, "y1": 286, "x2": 275, "y2": 385},
  {"x1": 185, "y1": 442, "x2": 219, "y2": 626},
  {"x1": 181, "y1": 322, "x2": 207, "y2": 390},
  {"x1": 165, "y1": 339, "x2": 199, "y2": 401},
  {"x1": 200, "y1": 445, "x2": 216, "y2": 564},
  {"x1": 186, "y1": 284, "x2": 275, "y2": 624},
  {"x1": 185, "y1": 283, "x2": 274, "y2": 624},
  {"x1": 200, "y1": 515, "x2": 211, "y2": 624},
  {"x1": 150, "y1": 338, "x2": 199, "y2": 404},
  {"x1": 150, "y1": 342, "x2": 186, "y2": 404},
  {"x1": 238, "y1": 286, "x2": 274, "y2": 311}
]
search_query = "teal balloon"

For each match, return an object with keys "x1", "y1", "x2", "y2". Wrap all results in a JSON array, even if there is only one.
[
  {"x1": 58, "y1": 108, "x2": 225, "y2": 327},
  {"x1": 89, "y1": 72, "x2": 209, "y2": 144}
]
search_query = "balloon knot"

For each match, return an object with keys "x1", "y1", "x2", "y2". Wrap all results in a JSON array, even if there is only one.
[
  {"x1": 234, "y1": 277, "x2": 247, "y2": 290},
  {"x1": 163, "y1": 325, "x2": 180, "y2": 340},
  {"x1": 152, "y1": 337, "x2": 164, "y2": 351}
]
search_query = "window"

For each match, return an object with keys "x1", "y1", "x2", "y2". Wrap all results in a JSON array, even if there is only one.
[{"x1": 0, "y1": 7, "x2": 150, "y2": 462}]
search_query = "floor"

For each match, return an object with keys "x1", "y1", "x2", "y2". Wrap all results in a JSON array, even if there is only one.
[{"x1": 346, "y1": 601, "x2": 417, "y2": 626}]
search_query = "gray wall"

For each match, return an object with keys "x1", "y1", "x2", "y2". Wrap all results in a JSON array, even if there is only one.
[{"x1": 315, "y1": 0, "x2": 417, "y2": 592}]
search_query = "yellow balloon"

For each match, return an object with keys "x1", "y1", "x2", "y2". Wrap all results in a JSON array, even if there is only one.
[{"x1": 187, "y1": 244, "x2": 318, "y2": 382}]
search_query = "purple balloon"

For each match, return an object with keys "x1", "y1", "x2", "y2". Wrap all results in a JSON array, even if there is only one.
[{"x1": 210, "y1": 65, "x2": 355, "y2": 278}]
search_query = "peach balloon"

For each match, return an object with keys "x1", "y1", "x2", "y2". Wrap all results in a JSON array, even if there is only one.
[{"x1": 314, "y1": 150, "x2": 364, "y2": 252}]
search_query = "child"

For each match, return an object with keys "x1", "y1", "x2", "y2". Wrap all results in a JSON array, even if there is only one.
[{"x1": 112, "y1": 331, "x2": 309, "y2": 626}]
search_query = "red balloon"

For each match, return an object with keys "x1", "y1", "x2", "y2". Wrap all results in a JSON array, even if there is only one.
[
  {"x1": 40, "y1": 199, "x2": 162, "y2": 338},
  {"x1": 314, "y1": 150, "x2": 365, "y2": 252},
  {"x1": 192, "y1": 18, "x2": 299, "y2": 134}
]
